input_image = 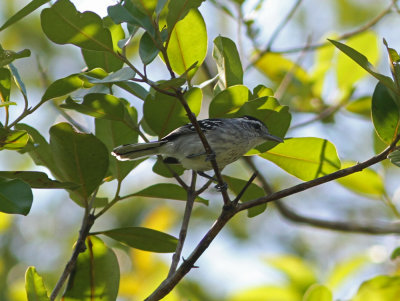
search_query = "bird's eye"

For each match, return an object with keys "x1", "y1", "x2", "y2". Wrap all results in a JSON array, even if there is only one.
[{"x1": 253, "y1": 123, "x2": 261, "y2": 130}]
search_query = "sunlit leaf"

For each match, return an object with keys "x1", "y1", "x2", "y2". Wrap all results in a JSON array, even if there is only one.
[
  {"x1": 0, "y1": 128, "x2": 29, "y2": 150},
  {"x1": 326, "y1": 255, "x2": 368, "y2": 290},
  {"x1": 63, "y1": 237, "x2": 119, "y2": 301},
  {"x1": 255, "y1": 52, "x2": 309, "y2": 83},
  {"x1": 0, "y1": 178, "x2": 32, "y2": 215},
  {"x1": 352, "y1": 275, "x2": 400, "y2": 301},
  {"x1": 371, "y1": 82, "x2": 400, "y2": 145},
  {"x1": 329, "y1": 39, "x2": 395, "y2": 92},
  {"x1": 166, "y1": 0, "x2": 205, "y2": 33},
  {"x1": 209, "y1": 85, "x2": 250, "y2": 118},
  {"x1": 132, "y1": 183, "x2": 208, "y2": 205},
  {"x1": 97, "y1": 227, "x2": 178, "y2": 253},
  {"x1": 336, "y1": 162, "x2": 385, "y2": 198},
  {"x1": 345, "y1": 96, "x2": 371, "y2": 117},
  {"x1": 41, "y1": 0, "x2": 113, "y2": 51},
  {"x1": 41, "y1": 74, "x2": 88, "y2": 102},
  {"x1": 260, "y1": 137, "x2": 341, "y2": 181},
  {"x1": 143, "y1": 87, "x2": 202, "y2": 137},
  {"x1": 265, "y1": 255, "x2": 317, "y2": 291},
  {"x1": 336, "y1": 31, "x2": 379, "y2": 90},
  {"x1": 165, "y1": 9, "x2": 207, "y2": 78},
  {"x1": 25, "y1": 266, "x2": 50, "y2": 301},
  {"x1": 49, "y1": 123, "x2": 109, "y2": 199},
  {"x1": 303, "y1": 284, "x2": 332, "y2": 301},
  {"x1": 229, "y1": 285, "x2": 300, "y2": 301}
]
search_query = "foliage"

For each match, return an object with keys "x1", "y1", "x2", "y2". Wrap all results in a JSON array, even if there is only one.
[{"x1": 0, "y1": 0, "x2": 400, "y2": 300}]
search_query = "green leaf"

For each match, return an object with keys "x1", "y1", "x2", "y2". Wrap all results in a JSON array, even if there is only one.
[
  {"x1": 255, "y1": 52, "x2": 309, "y2": 83},
  {"x1": 229, "y1": 286, "x2": 300, "y2": 301},
  {"x1": 0, "y1": 0, "x2": 49, "y2": 32},
  {"x1": 336, "y1": 31, "x2": 379, "y2": 90},
  {"x1": 130, "y1": 0, "x2": 158, "y2": 17},
  {"x1": 352, "y1": 275, "x2": 400, "y2": 301},
  {"x1": 0, "y1": 67, "x2": 11, "y2": 103},
  {"x1": 81, "y1": 16, "x2": 125, "y2": 72},
  {"x1": 117, "y1": 81, "x2": 148, "y2": 100},
  {"x1": 260, "y1": 137, "x2": 341, "y2": 181},
  {"x1": 97, "y1": 227, "x2": 178, "y2": 253},
  {"x1": 49, "y1": 123, "x2": 109, "y2": 199},
  {"x1": 209, "y1": 85, "x2": 251, "y2": 118},
  {"x1": 41, "y1": 0, "x2": 113, "y2": 51},
  {"x1": 63, "y1": 237, "x2": 119, "y2": 301},
  {"x1": 25, "y1": 266, "x2": 50, "y2": 301},
  {"x1": 329, "y1": 39, "x2": 396, "y2": 92},
  {"x1": 0, "y1": 128, "x2": 29, "y2": 150},
  {"x1": 85, "y1": 67, "x2": 135, "y2": 84},
  {"x1": 388, "y1": 150, "x2": 400, "y2": 168},
  {"x1": 390, "y1": 246, "x2": 400, "y2": 260},
  {"x1": 223, "y1": 176, "x2": 266, "y2": 217},
  {"x1": 371, "y1": 82, "x2": 400, "y2": 145},
  {"x1": 336, "y1": 161, "x2": 385, "y2": 198},
  {"x1": 41, "y1": 74, "x2": 88, "y2": 102},
  {"x1": 139, "y1": 31, "x2": 160, "y2": 65},
  {"x1": 212, "y1": 36, "x2": 243, "y2": 92},
  {"x1": 326, "y1": 255, "x2": 368, "y2": 290},
  {"x1": 345, "y1": 96, "x2": 371, "y2": 117},
  {"x1": 383, "y1": 38, "x2": 400, "y2": 89},
  {"x1": 0, "y1": 101, "x2": 16, "y2": 107},
  {"x1": 303, "y1": 284, "x2": 332, "y2": 301},
  {"x1": 152, "y1": 157, "x2": 185, "y2": 178},
  {"x1": 95, "y1": 116, "x2": 140, "y2": 181},
  {"x1": 0, "y1": 171, "x2": 79, "y2": 189},
  {"x1": 166, "y1": 0, "x2": 205, "y2": 33},
  {"x1": 61, "y1": 94, "x2": 126, "y2": 121},
  {"x1": 132, "y1": 183, "x2": 208, "y2": 205},
  {"x1": 0, "y1": 48, "x2": 31, "y2": 67},
  {"x1": 266, "y1": 255, "x2": 317, "y2": 291},
  {"x1": 15, "y1": 124, "x2": 62, "y2": 180},
  {"x1": 0, "y1": 178, "x2": 32, "y2": 215},
  {"x1": 143, "y1": 87, "x2": 202, "y2": 137},
  {"x1": 108, "y1": 2, "x2": 154, "y2": 34},
  {"x1": 165, "y1": 9, "x2": 207, "y2": 78}
]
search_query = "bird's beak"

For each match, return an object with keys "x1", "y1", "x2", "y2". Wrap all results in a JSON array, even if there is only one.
[{"x1": 266, "y1": 134, "x2": 284, "y2": 143}]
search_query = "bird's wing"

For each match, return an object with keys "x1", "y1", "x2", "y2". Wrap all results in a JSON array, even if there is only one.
[{"x1": 161, "y1": 119, "x2": 224, "y2": 142}]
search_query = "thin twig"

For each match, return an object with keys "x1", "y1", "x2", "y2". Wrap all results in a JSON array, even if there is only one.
[
  {"x1": 253, "y1": 0, "x2": 395, "y2": 58},
  {"x1": 145, "y1": 135, "x2": 400, "y2": 300},
  {"x1": 50, "y1": 213, "x2": 95, "y2": 300},
  {"x1": 238, "y1": 135, "x2": 400, "y2": 211},
  {"x1": 232, "y1": 171, "x2": 258, "y2": 205},
  {"x1": 168, "y1": 171, "x2": 197, "y2": 277},
  {"x1": 264, "y1": 0, "x2": 303, "y2": 53},
  {"x1": 243, "y1": 157, "x2": 400, "y2": 234}
]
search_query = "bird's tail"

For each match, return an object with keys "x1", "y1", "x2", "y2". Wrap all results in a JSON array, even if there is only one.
[{"x1": 112, "y1": 141, "x2": 165, "y2": 161}]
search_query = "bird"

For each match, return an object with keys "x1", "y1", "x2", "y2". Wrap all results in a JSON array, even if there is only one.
[{"x1": 112, "y1": 116, "x2": 283, "y2": 172}]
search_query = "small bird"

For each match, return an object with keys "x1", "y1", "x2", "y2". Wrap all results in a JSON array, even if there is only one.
[{"x1": 112, "y1": 116, "x2": 283, "y2": 171}]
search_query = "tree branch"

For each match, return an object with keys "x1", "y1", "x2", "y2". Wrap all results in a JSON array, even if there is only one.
[
  {"x1": 238, "y1": 135, "x2": 400, "y2": 212},
  {"x1": 243, "y1": 157, "x2": 400, "y2": 234}
]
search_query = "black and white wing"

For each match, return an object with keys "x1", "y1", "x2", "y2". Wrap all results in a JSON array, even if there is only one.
[{"x1": 161, "y1": 119, "x2": 224, "y2": 142}]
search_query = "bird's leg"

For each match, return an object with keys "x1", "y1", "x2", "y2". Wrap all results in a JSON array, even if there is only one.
[{"x1": 197, "y1": 171, "x2": 228, "y2": 192}]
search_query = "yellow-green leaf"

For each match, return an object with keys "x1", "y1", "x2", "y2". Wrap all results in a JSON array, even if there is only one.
[{"x1": 260, "y1": 137, "x2": 341, "y2": 181}]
